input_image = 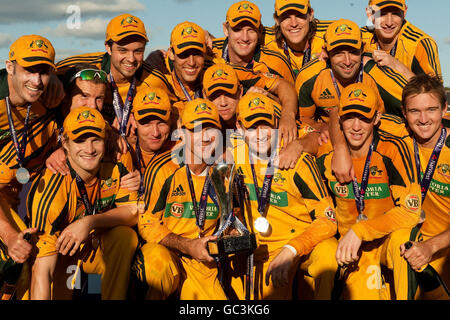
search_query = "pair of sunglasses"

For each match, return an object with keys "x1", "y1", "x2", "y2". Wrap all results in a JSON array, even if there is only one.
[{"x1": 70, "y1": 68, "x2": 108, "y2": 83}]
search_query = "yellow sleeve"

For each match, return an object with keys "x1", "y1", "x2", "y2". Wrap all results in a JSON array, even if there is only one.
[
  {"x1": 413, "y1": 38, "x2": 441, "y2": 77},
  {"x1": 114, "y1": 151, "x2": 138, "y2": 206},
  {"x1": 287, "y1": 154, "x2": 337, "y2": 256},
  {"x1": 138, "y1": 156, "x2": 176, "y2": 244},
  {"x1": 352, "y1": 135, "x2": 421, "y2": 241}
]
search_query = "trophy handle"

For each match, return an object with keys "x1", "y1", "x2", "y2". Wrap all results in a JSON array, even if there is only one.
[{"x1": 210, "y1": 162, "x2": 236, "y2": 233}]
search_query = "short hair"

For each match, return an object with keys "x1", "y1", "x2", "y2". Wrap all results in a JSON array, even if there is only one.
[
  {"x1": 63, "y1": 63, "x2": 106, "y2": 93},
  {"x1": 402, "y1": 73, "x2": 447, "y2": 111}
]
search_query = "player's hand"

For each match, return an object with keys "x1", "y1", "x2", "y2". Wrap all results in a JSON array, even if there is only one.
[
  {"x1": 39, "y1": 74, "x2": 65, "y2": 109},
  {"x1": 6, "y1": 228, "x2": 38, "y2": 263},
  {"x1": 278, "y1": 114, "x2": 297, "y2": 146},
  {"x1": 185, "y1": 236, "x2": 217, "y2": 263},
  {"x1": 120, "y1": 170, "x2": 141, "y2": 191},
  {"x1": 318, "y1": 127, "x2": 330, "y2": 146},
  {"x1": 46, "y1": 147, "x2": 69, "y2": 175},
  {"x1": 400, "y1": 241, "x2": 433, "y2": 272},
  {"x1": 336, "y1": 229, "x2": 362, "y2": 267},
  {"x1": 276, "y1": 139, "x2": 303, "y2": 170},
  {"x1": 331, "y1": 145, "x2": 355, "y2": 184},
  {"x1": 265, "y1": 247, "x2": 295, "y2": 288},
  {"x1": 372, "y1": 50, "x2": 397, "y2": 68},
  {"x1": 56, "y1": 218, "x2": 92, "y2": 256}
]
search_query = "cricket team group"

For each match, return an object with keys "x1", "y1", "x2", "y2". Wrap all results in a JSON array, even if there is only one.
[{"x1": 0, "y1": 0, "x2": 449, "y2": 300}]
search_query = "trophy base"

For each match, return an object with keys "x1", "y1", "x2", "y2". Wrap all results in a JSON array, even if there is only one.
[{"x1": 207, "y1": 233, "x2": 257, "y2": 257}]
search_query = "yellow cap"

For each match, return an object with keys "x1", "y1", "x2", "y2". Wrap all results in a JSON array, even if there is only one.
[
  {"x1": 339, "y1": 83, "x2": 379, "y2": 119},
  {"x1": 133, "y1": 87, "x2": 172, "y2": 122},
  {"x1": 226, "y1": 1, "x2": 261, "y2": 28},
  {"x1": 181, "y1": 98, "x2": 222, "y2": 130},
  {"x1": 63, "y1": 106, "x2": 106, "y2": 141},
  {"x1": 203, "y1": 63, "x2": 239, "y2": 97},
  {"x1": 237, "y1": 93, "x2": 276, "y2": 129},
  {"x1": 105, "y1": 14, "x2": 148, "y2": 43},
  {"x1": 369, "y1": 0, "x2": 406, "y2": 11},
  {"x1": 275, "y1": 0, "x2": 310, "y2": 16},
  {"x1": 325, "y1": 19, "x2": 362, "y2": 52},
  {"x1": 170, "y1": 21, "x2": 207, "y2": 55},
  {"x1": 9, "y1": 35, "x2": 55, "y2": 69}
]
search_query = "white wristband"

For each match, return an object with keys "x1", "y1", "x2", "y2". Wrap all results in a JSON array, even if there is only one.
[{"x1": 283, "y1": 244, "x2": 297, "y2": 256}]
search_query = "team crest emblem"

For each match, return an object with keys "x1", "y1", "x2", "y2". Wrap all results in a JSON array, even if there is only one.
[
  {"x1": 272, "y1": 172, "x2": 286, "y2": 186},
  {"x1": 437, "y1": 164, "x2": 450, "y2": 178},
  {"x1": 101, "y1": 177, "x2": 117, "y2": 190},
  {"x1": 77, "y1": 110, "x2": 96, "y2": 123},
  {"x1": 249, "y1": 97, "x2": 265, "y2": 111},
  {"x1": 195, "y1": 102, "x2": 212, "y2": 115},
  {"x1": 182, "y1": 26, "x2": 198, "y2": 39},
  {"x1": 348, "y1": 89, "x2": 367, "y2": 102},
  {"x1": 335, "y1": 24, "x2": 352, "y2": 36},
  {"x1": 370, "y1": 166, "x2": 383, "y2": 178},
  {"x1": 238, "y1": 3, "x2": 254, "y2": 13},
  {"x1": 29, "y1": 39, "x2": 49, "y2": 54},
  {"x1": 212, "y1": 69, "x2": 229, "y2": 81},
  {"x1": 143, "y1": 92, "x2": 161, "y2": 105},
  {"x1": 121, "y1": 16, "x2": 138, "y2": 28}
]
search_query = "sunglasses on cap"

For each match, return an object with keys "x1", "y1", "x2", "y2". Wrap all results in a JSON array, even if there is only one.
[{"x1": 70, "y1": 69, "x2": 108, "y2": 84}]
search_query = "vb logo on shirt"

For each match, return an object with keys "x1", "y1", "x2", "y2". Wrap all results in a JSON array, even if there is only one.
[{"x1": 405, "y1": 194, "x2": 420, "y2": 212}]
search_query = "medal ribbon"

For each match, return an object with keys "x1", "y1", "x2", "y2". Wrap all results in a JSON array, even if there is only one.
[
  {"x1": 74, "y1": 173, "x2": 99, "y2": 216},
  {"x1": 109, "y1": 74, "x2": 136, "y2": 137},
  {"x1": 377, "y1": 41, "x2": 398, "y2": 58},
  {"x1": 174, "y1": 72, "x2": 202, "y2": 102},
  {"x1": 413, "y1": 127, "x2": 447, "y2": 203},
  {"x1": 6, "y1": 97, "x2": 31, "y2": 168},
  {"x1": 185, "y1": 165, "x2": 212, "y2": 233},
  {"x1": 223, "y1": 43, "x2": 255, "y2": 70},
  {"x1": 330, "y1": 61, "x2": 364, "y2": 98},
  {"x1": 249, "y1": 155, "x2": 275, "y2": 217},
  {"x1": 351, "y1": 139, "x2": 375, "y2": 215},
  {"x1": 283, "y1": 42, "x2": 311, "y2": 69}
]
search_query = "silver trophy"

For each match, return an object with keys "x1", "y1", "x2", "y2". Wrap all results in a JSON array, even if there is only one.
[{"x1": 207, "y1": 162, "x2": 256, "y2": 257}]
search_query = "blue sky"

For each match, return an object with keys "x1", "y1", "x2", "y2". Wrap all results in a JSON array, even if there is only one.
[{"x1": 1, "y1": 0, "x2": 449, "y2": 84}]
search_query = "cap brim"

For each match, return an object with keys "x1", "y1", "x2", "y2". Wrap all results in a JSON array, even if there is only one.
[
  {"x1": 172, "y1": 41, "x2": 206, "y2": 55},
  {"x1": 184, "y1": 119, "x2": 222, "y2": 130},
  {"x1": 17, "y1": 57, "x2": 55, "y2": 70},
  {"x1": 109, "y1": 31, "x2": 149, "y2": 42},
  {"x1": 327, "y1": 39, "x2": 361, "y2": 52},
  {"x1": 228, "y1": 17, "x2": 260, "y2": 28},
  {"x1": 241, "y1": 113, "x2": 274, "y2": 129},
  {"x1": 205, "y1": 83, "x2": 238, "y2": 97},
  {"x1": 371, "y1": 1, "x2": 405, "y2": 11},
  {"x1": 339, "y1": 104, "x2": 376, "y2": 119},
  {"x1": 67, "y1": 127, "x2": 106, "y2": 141},
  {"x1": 276, "y1": 3, "x2": 308, "y2": 16},
  {"x1": 134, "y1": 108, "x2": 170, "y2": 122}
]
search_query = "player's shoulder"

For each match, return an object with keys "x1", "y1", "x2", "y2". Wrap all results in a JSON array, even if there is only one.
[
  {"x1": 400, "y1": 20, "x2": 436, "y2": 44},
  {"x1": 144, "y1": 147, "x2": 183, "y2": 181},
  {"x1": 212, "y1": 37, "x2": 227, "y2": 50},
  {"x1": 315, "y1": 19, "x2": 335, "y2": 37},
  {"x1": 55, "y1": 52, "x2": 106, "y2": 70},
  {"x1": 259, "y1": 45, "x2": 291, "y2": 66},
  {"x1": 295, "y1": 58, "x2": 328, "y2": 86}
]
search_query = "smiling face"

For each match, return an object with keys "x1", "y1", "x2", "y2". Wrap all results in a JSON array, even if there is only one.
[
  {"x1": 69, "y1": 78, "x2": 106, "y2": 112},
  {"x1": 169, "y1": 48, "x2": 205, "y2": 88},
  {"x1": 208, "y1": 88, "x2": 242, "y2": 123},
  {"x1": 340, "y1": 113, "x2": 380, "y2": 157},
  {"x1": 136, "y1": 116, "x2": 171, "y2": 153},
  {"x1": 243, "y1": 122, "x2": 275, "y2": 158},
  {"x1": 184, "y1": 125, "x2": 221, "y2": 165},
  {"x1": 63, "y1": 133, "x2": 105, "y2": 177},
  {"x1": 370, "y1": 6, "x2": 405, "y2": 44},
  {"x1": 6, "y1": 61, "x2": 51, "y2": 106},
  {"x1": 106, "y1": 35, "x2": 146, "y2": 83},
  {"x1": 403, "y1": 92, "x2": 447, "y2": 148},
  {"x1": 223, "y1": 21, "x2": 260, "y2": 64},
  {"x1": 275, "y1": 9, "x2": 313, "y2": 50},
  {"x1": 329, "y1": 45, "x2": 363, "y2": 86}
]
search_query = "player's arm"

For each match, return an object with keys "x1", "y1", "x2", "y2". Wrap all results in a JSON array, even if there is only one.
[
  {"x1": 266, "y1": 154, "x2": 337, "y2": 287},
  {"x1": 30, "y1": 254, "x2": 58, "y2": 300},
  {"x1": 159, "y1": 232, "x2": 217, "y2": 263},
  {"x1": 351, "y1": 137, "x2": 422, "y2": 242},
  {"x1": 412, "y1": 38, "x2": 442, "y2": 78}
]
